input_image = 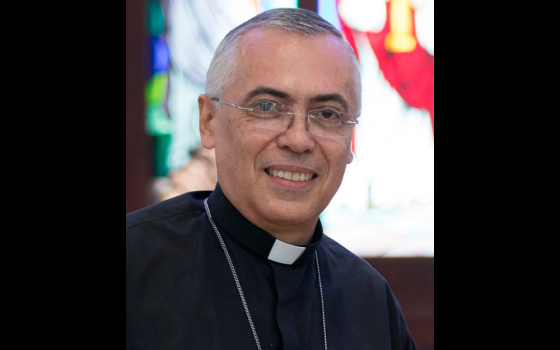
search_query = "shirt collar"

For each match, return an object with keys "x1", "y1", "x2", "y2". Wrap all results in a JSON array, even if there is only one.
[{"x1": 206, "y1": 183, "x2": 323, "y2": 266}]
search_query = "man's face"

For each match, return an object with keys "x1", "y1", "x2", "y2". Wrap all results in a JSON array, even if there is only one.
[{"x1": 200, "y1": 28, "x2": 357, "y2": 235}]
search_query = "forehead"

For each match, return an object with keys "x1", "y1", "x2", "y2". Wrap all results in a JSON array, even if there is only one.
[{"x1": 227, "y1": 28, "x2": 357, "y2": 111}]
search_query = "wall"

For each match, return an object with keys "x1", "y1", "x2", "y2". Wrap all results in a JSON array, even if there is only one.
[
  {"x1": 126, "y1": 0, "x2": 151, "y2": 213},
  {"x1": 366, "y1": 257, "x2": 434, "y2": 350}
]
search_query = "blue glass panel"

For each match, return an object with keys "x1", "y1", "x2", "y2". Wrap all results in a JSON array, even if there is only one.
[{"x1": 151, "y1": 36, "x2": 169, "y2": 73}]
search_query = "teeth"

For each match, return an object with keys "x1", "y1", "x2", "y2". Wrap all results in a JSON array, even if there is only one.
[{"x1": 267, "y1": 169, "x2": 313, "y2": 182}]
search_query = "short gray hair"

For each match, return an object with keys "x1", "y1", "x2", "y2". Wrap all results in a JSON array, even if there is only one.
[{"x1": 205, "y1": 8, "x2": 362, "y2": 115}]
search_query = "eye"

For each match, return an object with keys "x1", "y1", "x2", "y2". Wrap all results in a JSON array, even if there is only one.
[
  {"x1": 317, "y1": 109, "x2": 339, "y2": 120},
  {"x1": 254, "y1": 101, "x2": 276, "y2": 112}
]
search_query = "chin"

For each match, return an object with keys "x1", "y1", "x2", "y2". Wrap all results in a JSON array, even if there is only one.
[{"x1": 264, "y1": 204, "x2": 319, "y2": 225}]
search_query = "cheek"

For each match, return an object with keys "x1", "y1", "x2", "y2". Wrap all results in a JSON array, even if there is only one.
[
  {"x1": 324, "y1": 138, "x2": 353, "y2": 168},
  {"x1": 215, "y1": 124, "x2": 271, "y2": 168}
]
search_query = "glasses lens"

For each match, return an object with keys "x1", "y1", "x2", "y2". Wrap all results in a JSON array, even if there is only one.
[
  {"x1": 246, "y1": 103, "x2": 355, "y2": 138},
  {"x1": 309, "y1": 109, "x2": 353, "y2": 138},
  {"x1": 248, "y1": 102, "x2": 290, "y2": 131}
]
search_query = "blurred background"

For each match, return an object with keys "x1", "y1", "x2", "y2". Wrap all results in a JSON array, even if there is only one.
[
  {"x1": 127, "y1": 0, "x2": 434, "y2": 258},
  {"x1": 127, "y1": 0, "x2": 433, "y2": 347}
]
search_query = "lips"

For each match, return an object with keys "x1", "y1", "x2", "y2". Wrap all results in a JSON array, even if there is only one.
[{"x1": 265, "y1": 168, "x2": 315, "y2": 182}]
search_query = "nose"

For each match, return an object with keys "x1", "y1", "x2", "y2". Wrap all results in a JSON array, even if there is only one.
[{"x1": 276, "y1": 113, "x2": 315, "y2": 153}]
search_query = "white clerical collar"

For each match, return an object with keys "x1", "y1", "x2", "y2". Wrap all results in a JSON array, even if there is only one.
[
  {"x1": 207, "y1": 184, "x2": 323, "y2": 265},
  {"x1": 267, "y1": 239, "x2": 306, "y2": 265}
]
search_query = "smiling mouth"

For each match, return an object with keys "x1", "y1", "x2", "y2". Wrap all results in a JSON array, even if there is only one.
[{"x1": 265, "y1": 169, "x2": 316, "y2": 182}]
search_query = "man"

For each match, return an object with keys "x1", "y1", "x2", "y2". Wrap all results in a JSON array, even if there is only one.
[{"x1": 127, "y1": 8, "x2": 417, "y2": 350}]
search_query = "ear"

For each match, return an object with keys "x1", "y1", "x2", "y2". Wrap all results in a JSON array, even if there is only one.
[
  {"x1": 345, "y1": 138, "x2": 354, "y2": 164},
  {"x1": 199, "y1": 94, "x2": 216, "y2": 149}
]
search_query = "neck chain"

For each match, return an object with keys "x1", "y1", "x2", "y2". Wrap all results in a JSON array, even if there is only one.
[{"x1": 204, "y1": 198, "x2": 327, "y2": 350}]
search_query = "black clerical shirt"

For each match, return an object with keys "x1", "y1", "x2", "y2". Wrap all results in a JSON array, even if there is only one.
[{"x1": 126, "y1": 184, "x2": 417, "y2": 350}]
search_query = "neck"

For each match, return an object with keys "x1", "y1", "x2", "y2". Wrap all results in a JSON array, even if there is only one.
[
  {"x1": 219, "y1": 184, "x2": 319, "y2": 246},
  {"x1": 266, "y1": 226, "x2": 316, "y2": 246},
  {"x1": 242, "y1": 211, "x2": 318, "y2": 246}
]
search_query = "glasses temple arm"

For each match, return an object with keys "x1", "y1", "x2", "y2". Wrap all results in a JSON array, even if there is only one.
[{"x1": 211, "y1": 97, "x2": 253, "y2": 112}]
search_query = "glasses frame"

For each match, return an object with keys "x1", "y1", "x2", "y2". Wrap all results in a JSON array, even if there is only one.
[{"x1": 210, "y1": 97, "x2": 359, "y2": 138}]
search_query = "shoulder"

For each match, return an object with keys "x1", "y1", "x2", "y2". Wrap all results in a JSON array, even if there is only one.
[
  {"x1": 126, "y1": 190, "x2": 211, "y2": 229},
  {"x1": 126, "y1": 191, "x2": 212, "y2": 257},
  {"x1": 321, "y1": 234, "x2": 388, "y2": 285},
  {"x1": 126, "y1": 191, "x2": 214, "y2": 273}
]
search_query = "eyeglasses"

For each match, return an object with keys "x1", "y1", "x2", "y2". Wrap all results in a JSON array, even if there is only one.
[{"x1": 211, "y1": 97, "x2": 359, "y2": 138}]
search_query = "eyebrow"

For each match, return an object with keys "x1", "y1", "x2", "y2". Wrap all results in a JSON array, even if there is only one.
[
  {"x1": 242, "y1": 87, "x2": 350, "y2": 112},
  {"x1": 310, "y1": 94, "x2": 349, "y2": 113},
  {"x1": 243, "y1": 87, "x2": 292, "y2": 104}
]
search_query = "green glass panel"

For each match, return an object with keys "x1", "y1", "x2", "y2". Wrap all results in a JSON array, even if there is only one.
[
  {"x1": 153, "y1": 134, "x2": 171, "y2": 177},
  {"x1": 145, "y1": 72, "x2": 168, "y2": 106},
  {"x1": 147, "y1": 1, "x2": 165, "y2": 36},
  {"x1": 146, "y1": 105, "x2": 173, "y2": 136}
]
